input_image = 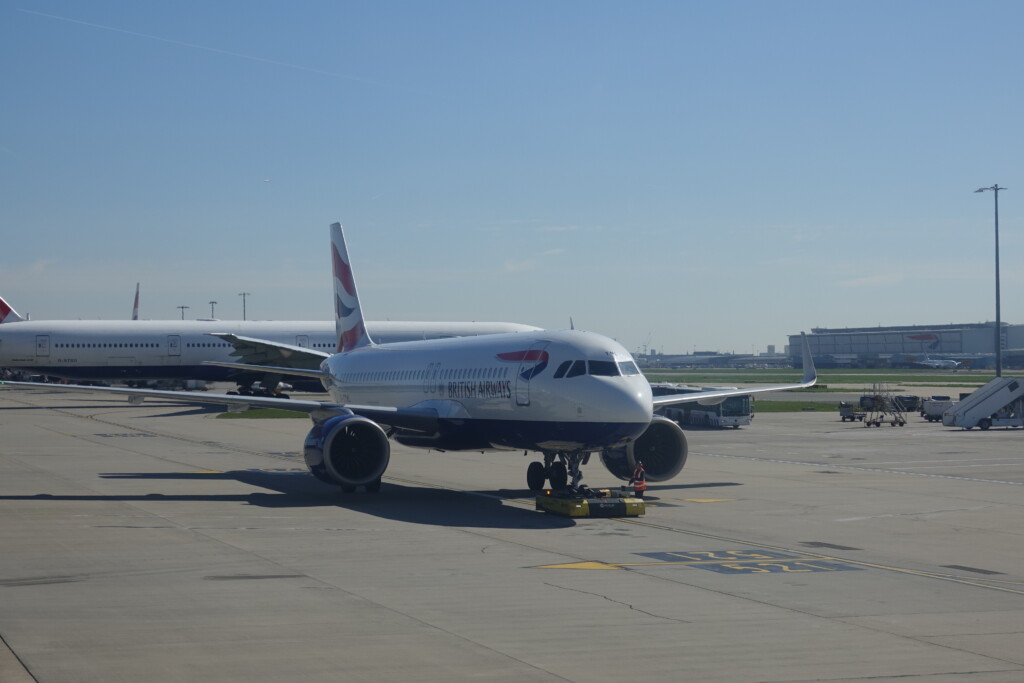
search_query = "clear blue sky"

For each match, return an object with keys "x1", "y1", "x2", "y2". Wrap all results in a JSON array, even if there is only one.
[{"x1": 2, "y1": 1, "x2": 1021, "y2": 355}]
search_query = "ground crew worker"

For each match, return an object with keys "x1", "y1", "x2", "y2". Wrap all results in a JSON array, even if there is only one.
[{"x1": 629, "y1": 460, "x2": 647, "y2": 498}]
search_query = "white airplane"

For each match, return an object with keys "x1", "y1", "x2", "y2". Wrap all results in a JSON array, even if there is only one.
[
  {"x1": 3, "y1": 223, "x2": 817, "y2": 493},
  {"x1": 0, "y1": 295, "x2": 539, "y2": 391},
  {"x1": 912, "y1": 354, "x2": 960, "y2": 369}
]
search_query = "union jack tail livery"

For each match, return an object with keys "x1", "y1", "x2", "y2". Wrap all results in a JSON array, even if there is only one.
[
  {"x1": 0, "y1": 296, "x2": 27, "y2": 324},
  {"x1": 331, "y1": 222, "x2": 374, "y2": 352}
]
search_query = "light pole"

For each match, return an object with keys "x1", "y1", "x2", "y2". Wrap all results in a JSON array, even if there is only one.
[
  {"x1": 209, "y1": 300, "x2": 217, "y2": 318},
  {"x1": 975, "y1": 184, "x2": 1006, "y2": 377},
  {"x1": 238, "y1": 292, "x2": 251, "y2": 320},
  {"x1": 177, "y1": 305, "x2": 190, "y2": 320}
]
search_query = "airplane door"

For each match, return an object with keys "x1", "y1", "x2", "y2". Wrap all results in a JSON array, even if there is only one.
[
  {"x1": 423, "y1": 362, "x2": 440, "y2": 393},
  {"x1": 167, "y1": 335, "x2": 181, "y2": 356},
  {"x1": 35, "y1": 335, "x2": 50, "y2": 357},
  {"x1": 515, "y1": 341, "x2": 549, "y2": 407},
  {"x1": 296, "y1": 335, "x2": 309, "y2": 348}
]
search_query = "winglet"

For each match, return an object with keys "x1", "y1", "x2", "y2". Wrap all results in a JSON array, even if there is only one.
[
  {"x1": 330, "y1": 223, "x2": 375, "y2": 352},
  {"x1": 800, "y1": 332, "x2": 816, "y2": 386},
  {"x1": 0, "y1": 296, "x2": 26, "y2": 324}
]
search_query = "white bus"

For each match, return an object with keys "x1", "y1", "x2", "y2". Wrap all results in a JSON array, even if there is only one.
[{"x1": 650, "y1": 383, "x2": 753, "y2": 428}]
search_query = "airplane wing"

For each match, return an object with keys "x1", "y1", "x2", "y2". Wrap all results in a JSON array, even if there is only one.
[
  {"x1": 651, "y1": 333, "x2": 817, "y2": 408},
  {"x1": 202, "y1": 361, "x2": 329, "y2": 380},
  {"x1": 211, "y1": 333, "x2": 330, "y2": 369},
  {"x1": 1, "y1": 381, "x2": 439, "y2": 433}
]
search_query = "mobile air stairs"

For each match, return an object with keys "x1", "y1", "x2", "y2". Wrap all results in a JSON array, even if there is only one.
[
  {"x1": 861, "y1": 384, "x2": 907, "y2": 427},
  {"x1": 942, "y1": 377, "x2": 1024, "y2": 430}
]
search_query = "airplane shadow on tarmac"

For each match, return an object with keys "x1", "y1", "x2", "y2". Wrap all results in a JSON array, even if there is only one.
[{"x1": 2, "y1": 470, "x2": 573, "y2": 530}]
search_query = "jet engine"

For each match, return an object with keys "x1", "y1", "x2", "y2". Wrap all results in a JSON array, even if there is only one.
[
  {"x1": 599, "y1": 416, "x2": 688, "y2": 482},
  {"x1": 303, "y1": 414, "x2": 391, "y2": 491}
]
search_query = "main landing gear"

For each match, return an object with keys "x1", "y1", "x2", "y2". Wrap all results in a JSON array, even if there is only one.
[{"x1": 526, "y1": 452, "x2": 588, "y2": 492}]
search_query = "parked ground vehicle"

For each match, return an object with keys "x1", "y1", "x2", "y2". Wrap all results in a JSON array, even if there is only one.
[
  {"x1": 943, "y1": 378, "x2": 1024, "y2": 430},
  {"x1": 859, "y1": 386, "x2": 906, "y2": 427},
  {"x1": 895, "y1": 395, "x2": 921, "y2": 412},
  {"x1": 838, "y1": 401, "x2": 866, "y2": 422},
  {"x1": 922, "y1": 396, "x2": 955, "y2": 422}
]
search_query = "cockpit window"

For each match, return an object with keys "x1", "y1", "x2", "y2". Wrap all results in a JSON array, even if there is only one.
[
  {"x1": 618, "y1": 360, "x2": 640, "y2": 376},
  {"x1": 587, "y1": 360, "x2": 620, "y2": 376},
  {"x1": 554, "y1": 359, "x2": 638, "y2": 378}
]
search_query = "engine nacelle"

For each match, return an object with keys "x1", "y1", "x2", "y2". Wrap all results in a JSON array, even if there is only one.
[
  {"x1": 599, "y1": 416, "x2": 688, "y2": 482},
  {"x1": 303, "y1": 414, "x2": 391, "y2": 488}
]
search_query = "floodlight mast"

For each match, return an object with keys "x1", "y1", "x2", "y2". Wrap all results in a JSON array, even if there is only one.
[{"x1": 975, "y1": 184, "x2": 1006, "y2": 377}]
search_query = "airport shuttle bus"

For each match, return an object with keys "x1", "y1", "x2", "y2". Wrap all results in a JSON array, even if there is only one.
[{"x1": 650, "y1": 383, "x2": 753, "y2": 428}]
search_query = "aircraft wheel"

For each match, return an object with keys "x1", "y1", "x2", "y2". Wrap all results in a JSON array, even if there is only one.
[
  {"x1": 527, "y1": 461, "x2": 546, "y2": 491},
  {"x1": 548, "y1": 462, "x2": 568, "y2": 490}
]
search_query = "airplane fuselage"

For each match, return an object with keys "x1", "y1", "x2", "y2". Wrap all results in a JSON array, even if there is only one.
[
  {"x1": 322, "y1": 328, "x2": 654, "y2": 453},
  {"x1": 0, "y1": 319, "x2": 539, "y2": 382}
]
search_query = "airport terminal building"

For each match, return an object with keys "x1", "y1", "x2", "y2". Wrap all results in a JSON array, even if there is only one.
[{"x1": 788, "y1": 322, "x2": 1024, "y2": 369}]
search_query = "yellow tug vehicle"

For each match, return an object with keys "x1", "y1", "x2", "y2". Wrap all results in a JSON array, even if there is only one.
[{"x1": 535, "y1": 487, "x2": 645, "y2": 518}]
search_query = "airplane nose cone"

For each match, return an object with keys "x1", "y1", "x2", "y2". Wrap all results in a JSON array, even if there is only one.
[
  {"x1": 625, "y1": 379, "x2": 655, "y2": 423},
  {"x1": 590, "y1": 376, "x2": 653, "y2": 428}
]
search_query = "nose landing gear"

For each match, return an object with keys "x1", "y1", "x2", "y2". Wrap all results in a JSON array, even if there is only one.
[{"x1": 525, "y1": 452, "x2": 586, "y2": 491}]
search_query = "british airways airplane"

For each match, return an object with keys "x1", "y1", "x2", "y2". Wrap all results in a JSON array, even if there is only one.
[
  {"x1": 3, "y1": 223, "x2": 816, "y2": 493},
  {"x1": 0, "y1": 295, "x2": 539, "y2": 391}
]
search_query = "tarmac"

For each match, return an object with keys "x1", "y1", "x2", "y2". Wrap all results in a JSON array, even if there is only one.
[{"x1": 1, "y1": 385, "x2": 1022, "y2": 682}]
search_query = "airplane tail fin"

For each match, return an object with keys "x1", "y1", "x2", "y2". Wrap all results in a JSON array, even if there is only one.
[
  {"x1": 330, "y1": 222, "x2": 375, "y2": 352},
  {"x1": 131, "y1": 283, "x2": 140, "y2": 320},
  {"x1": 0, "y1": 296, "x2": 27, "y2": 324},
  {"x1": 799, "y1": 332, "x2": 816, "y2": 385}
]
